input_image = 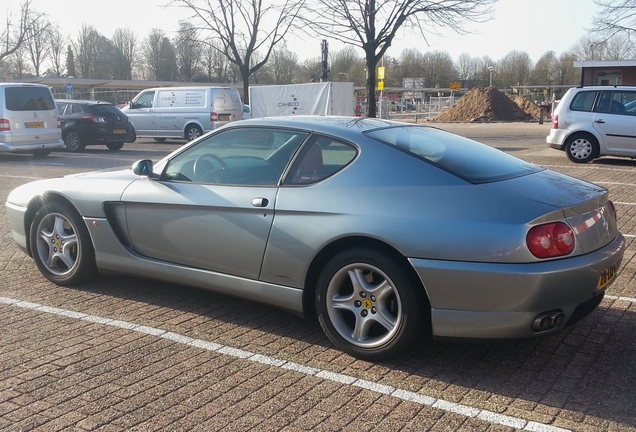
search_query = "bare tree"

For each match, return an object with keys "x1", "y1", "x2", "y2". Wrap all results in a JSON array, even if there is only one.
[
  {"x1": 294, "y1": 56, "x2": 321, "y2": 83},
  {"x1": 556, "y1": 52, "x2": 580, "y2": 85},
  {"x1": 142, "y1": 29, "x2": 166, "y2": 80},
  {"x1": 172, "y1": 0, "x2": 306, "y2": 104},
  {"x1": 9, "y1": 43, "x2": 31, "y2": 78},
  {"x1": 74, "y1": 24, "x2": 99, "y2": 78},
  {"x1": 0, "y1": 0, "x2": 47, "y2": 61},
  {"x1": 47, "y1": 25, "x2": 67, "y2": 77},
  {"x1": 330, "y1": 45, "x2": 361, "y2": 79},
  {"x1": 301, "y1": 0, "x2": 493, "y2": 117},
  {"x1": 201, "y1": 41, "x2": 233, "y2": 82},
  {"x1": 496, "y1": 50, "x2": 533, "y2": 88},
  {"x1": 530, "y1": 51, "x2": 559, "y2": 86},
  {"x1": 268, "y1": 43, "x2": 298, "y2": 84},
  {"x1": 112, "y1": 28, "x2": 137, "y2": 80},
  {"x1": 422, "y1": 50, "x2": 457, "y2": 88},
  {"x1": 593, "y1": 0, "x2": 636, "y2": 37},
  {"x1": 24, "y1": 18, "x2": 50, "y2": 76},
  {"x1": 174, "y1": 22, "x2": 202, "y2": 81}
]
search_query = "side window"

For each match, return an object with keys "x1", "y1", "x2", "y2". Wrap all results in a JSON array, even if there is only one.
[
  {"x1": 610, "y1": 91, "x2": 636, "y2": 115},
  {"x1": 570, "y1": 91, "x2": 597, "y2": 112},
  {"x1": 288, "y1": 135, "x2": 357, "y2": 185},
  {"x1": 71, "y1": 104, "x2": 85, "y2": 114},
  {"x1": 595, "y1": 91, "x2": 613, "y2": 113},
  {"x1": 162, "y1": 127, "x2": 308, "y2": 186},
  {"x1": 134, "y1": 91, "x2": 155, "y2": 108}
]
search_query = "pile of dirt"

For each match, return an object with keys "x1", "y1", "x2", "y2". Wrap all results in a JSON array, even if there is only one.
[
  {"x1": 509, "y1": 95, "x2": 550, "y2": 121},
  {"x1": 433, "y1": 86, "x2": 531, "y2": 122}
]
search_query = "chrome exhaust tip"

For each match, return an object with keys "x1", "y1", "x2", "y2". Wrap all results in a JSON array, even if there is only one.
[{"x1": 531, "y1": 310, "x2": 566, "y2": 332}]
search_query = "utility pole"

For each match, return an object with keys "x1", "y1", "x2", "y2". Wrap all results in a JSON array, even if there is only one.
[{"x1": 320, "y1": 40, "x2": 329, "y2": 82}]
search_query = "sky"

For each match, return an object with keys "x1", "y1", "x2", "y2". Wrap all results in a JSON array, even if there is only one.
[{"x1": 11, "y1": 0, "x2": 602, "y2": 63}]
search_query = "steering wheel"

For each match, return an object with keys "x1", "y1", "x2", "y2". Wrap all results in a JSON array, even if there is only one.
[{"x1": 193, "y1": 153, "x2": 228, "y2": 181}]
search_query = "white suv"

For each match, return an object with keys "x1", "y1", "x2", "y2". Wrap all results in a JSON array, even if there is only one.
[{"x1": 547, "y1": 86, "x2": 636, "y2": 163}]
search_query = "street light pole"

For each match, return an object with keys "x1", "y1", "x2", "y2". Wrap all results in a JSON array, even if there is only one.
[{"x1": 488, "y1": 66, "x2": 495, "y2": 87}]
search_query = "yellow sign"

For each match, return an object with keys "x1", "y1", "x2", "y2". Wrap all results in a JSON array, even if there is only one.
[
  {"x1": 378, "y1": 81, "x2": 384, "y2": 90},
  {"x1": 378, "y1": 67, "x2": 385, "y2": 80},
  {"x1": 450, "y1": 82, "x2": 461, "y2": 91},
  {"x1": 543, "y1": 89, "x2": 548, "y2": 94}
]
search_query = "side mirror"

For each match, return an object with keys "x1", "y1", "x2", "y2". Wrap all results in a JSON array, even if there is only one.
[{"x1": 132, "y1": 159, "x2": 155, "y2": 178}]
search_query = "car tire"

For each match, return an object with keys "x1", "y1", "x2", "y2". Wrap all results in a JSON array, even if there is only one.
[
  {"x1": 63, "y1": 130, "x2": 86, "y2": 152},
  {"x1": 154, "y1": 138, "x2": 167, "y2": 142},
  {"x1": 106, "y1": 141, "x2": 124, "y2": 151},
  {"x1": 185, "y1": 124, "x2": 203, "y2": 141},
  {"x1": 29, "y1": 202, "x2": 97, "y2": 286},
  {"x1": 315, "y1": 247, "x2": 430, "y2": 361},
  {"x1": 565, "y1": 133, "x2": 599, "y2": 163}
]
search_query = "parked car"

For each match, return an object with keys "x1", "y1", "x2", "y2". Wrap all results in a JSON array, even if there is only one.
[
  {"x1": 0, "y1": 83, "x2": 64, "y2": 157},
  {"x1": 243, "y1": 104, "x2": 251, "y2": 119},
  {"x1": 56, "y1": 100, "x2": 136, "y2": 152},
  {"x1": 6, "y1": 116, "x2": 624, "y2": 360},
  {"x1": 547, "y1": 85, "x2": 636, "y2": 163},
  {"x1": 121, "y1": 86, "x2": 243, "y2": 141}
]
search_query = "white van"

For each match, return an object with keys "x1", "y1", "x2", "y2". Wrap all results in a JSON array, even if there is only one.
[
  {"x1": 122, "y1": 86, "x2": 243, "y2": 141},
  {"x1": 0, "y1": 83, "x2": 64, "y2": 157}
]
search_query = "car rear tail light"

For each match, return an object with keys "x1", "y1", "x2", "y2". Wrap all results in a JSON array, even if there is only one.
[
  {"x1": 0, "y1": 118, "x2": 9, "y2": 131},
  {"x1": 83, "y1": 115, "x2": 107, "y2": 124},
  {"x1": 552, "y1": 114, "x2": 558, "y2": 129},
  {"x1": 526, "y1": 222, "x2": 574, "y2": 259},
  {"x1": 210, "y1": 112, "x2": 218, "y2": 122}
]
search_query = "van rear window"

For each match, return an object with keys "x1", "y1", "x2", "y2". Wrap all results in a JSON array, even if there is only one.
[{"x1": 5, "y1": 87, "x2": 56, "y2": 111}]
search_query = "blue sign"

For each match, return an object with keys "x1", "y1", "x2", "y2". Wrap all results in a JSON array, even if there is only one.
[{"x1": 65, "y1": 83, "x2": 73, "y2": 93}]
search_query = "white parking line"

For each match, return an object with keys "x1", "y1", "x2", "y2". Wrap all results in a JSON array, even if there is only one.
[
  {"x1": 0, "y1": 296, "x2": 570, "y2": 432},
  {"x1": 605, "y1": 295, "x2": 636, "y2": 303}
]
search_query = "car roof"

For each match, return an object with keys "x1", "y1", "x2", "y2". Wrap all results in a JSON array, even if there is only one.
[
  {"x1": 55, "y1": 99, "x2": 113, "y2": 105},
  {"x1": 235, "y1": 115, "x2": 416, "y2": 138}
]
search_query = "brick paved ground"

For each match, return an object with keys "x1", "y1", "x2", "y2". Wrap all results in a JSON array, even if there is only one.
[{"x1": 1, "y1": 128, "x2": 635, "y2": 431}]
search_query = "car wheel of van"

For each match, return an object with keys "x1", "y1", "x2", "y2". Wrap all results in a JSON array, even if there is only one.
[
  {"x1": 106, "y1": 141, "x2": 124, "y2": 151},
  {"x1": 315, "y1": 247, "x2": 430, "y2": 361},
  {"x1": 565, "y1": 133, "x2": 599, "y2": 163},
  {"x1": 185, "y1": 125, "x2": 203, "y2": 141},
  {"x1": 29, "y1": 202, "x2": 97, "y2": 286},
  {"x1": 154, "y1": 138, "x2": 166, "y2": 142},
  {"x1": 31, "y1": 150, "x2": 51, "y2": 158},
  {"x1": 64, "y1": 130, "x2": 85, "y2": 152}
]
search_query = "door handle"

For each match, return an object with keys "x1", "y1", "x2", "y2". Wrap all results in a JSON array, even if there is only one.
[
  {"x1": 595, "y1": 119, "x2": 605, "y2": 124},
  {"x1": 252, "y1": 197, "x2": 269, "y2": 207}
]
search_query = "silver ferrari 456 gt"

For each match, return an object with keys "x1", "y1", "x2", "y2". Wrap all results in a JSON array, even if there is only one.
[{"x1": 5, "y1": 116, "x2": 625, "y2": 360}]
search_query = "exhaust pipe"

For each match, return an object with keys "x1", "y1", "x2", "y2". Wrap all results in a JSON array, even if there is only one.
[{"x1": 531, "y1": 310, "x2": 566, "y2": 332}]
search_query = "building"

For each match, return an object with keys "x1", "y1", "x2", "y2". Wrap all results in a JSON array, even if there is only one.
[{"x1": 574, "y1": 60, "x2": 636, "y2": 86}]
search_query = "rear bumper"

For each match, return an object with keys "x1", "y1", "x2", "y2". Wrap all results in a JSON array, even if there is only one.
[
  {"x1": 409, "y1": 233, "x2": 625, "y2": 339},
  {"x1": 0, "y1": 139, "x2": 64, "y2": 153},
  {"x1": 546, "y1": 128, "x2": 568, "y2": 150}
]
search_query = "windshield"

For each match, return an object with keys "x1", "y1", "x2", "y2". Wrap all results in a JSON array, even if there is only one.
[{"x1": 365, "y1": 126, "x2": 543, "y2": 184}]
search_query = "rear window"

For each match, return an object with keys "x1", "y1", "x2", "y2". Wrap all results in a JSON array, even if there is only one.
[
  {"x1": 365, "y1": 126, "x2": 543, "y2": 184},
  {"x1": 88, "y1": 104, "x2": 124, "y2": 115},
  {"x1": 569, "y1": 91, "x2": 597, "y2": 112},
  {"x1": 5, "y1": 86, "x2": 55, "y2": 111}
]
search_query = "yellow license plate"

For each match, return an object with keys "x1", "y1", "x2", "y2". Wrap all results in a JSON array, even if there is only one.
[
  {"x1": 219, "y1": 115, "x2": 231, "y2": 121},
  {"x1": 26, "y1": 122, "x2": 44, "y2": 128},
  {"x1": 597, "y1": 264, "x2": 618, "y2": 291},
  {"x1": 113, "y1": 129, "x2": 127, "y2": 134}
]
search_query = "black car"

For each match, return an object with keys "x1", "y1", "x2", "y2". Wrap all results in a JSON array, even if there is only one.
[{"x1": 56, "y1": 100, "x2": 136, "y2": 152}]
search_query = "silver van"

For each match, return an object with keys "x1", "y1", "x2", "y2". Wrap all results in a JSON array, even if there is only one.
[
  {"x1": 122, "y1": 86, "x2": 243, "y2": 141},
  {"x1": 0, "y1": 83, "x2": 64, "y2": 157}
]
